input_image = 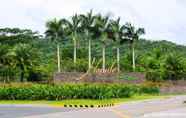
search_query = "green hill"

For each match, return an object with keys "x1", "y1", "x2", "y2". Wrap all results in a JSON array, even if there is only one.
[{"x1": 1, "y1": 28, "x2": 186, "y2": 82}]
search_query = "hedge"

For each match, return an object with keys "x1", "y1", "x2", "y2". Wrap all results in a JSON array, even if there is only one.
[{"x1": 0, "y1": 84, "x2": 159, "y2": 100}]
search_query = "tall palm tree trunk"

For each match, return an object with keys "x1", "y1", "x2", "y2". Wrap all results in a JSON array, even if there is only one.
[
  {"x1": 73, "y1": 38, "x2": 77, "y2": 64},
  {"x1": 102, "y1": 45, "x2": 106, "y2": 71},
  {"x1": 132, "y1": 43, "x2": 135, "y2": 71},
  {"x1": 57, "y1": 43, "x2": 61, "y2": 73},
  {"x1": 88, "y1": 38, "x2": 91, "y2": 70},
  {"x1": 117, "y1": 47, "x2": 120, "y2": 72}
]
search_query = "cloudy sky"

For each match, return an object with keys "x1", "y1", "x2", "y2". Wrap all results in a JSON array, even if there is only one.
[{"x1": 0, "y1": 0, "x2": 186, "y2": 45}]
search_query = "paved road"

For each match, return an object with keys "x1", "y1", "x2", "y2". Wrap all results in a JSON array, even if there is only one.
[
  {"x1": 0, "y1": 105, "x2": 80, "y2": 118},
  {"x1": 138, "y1": 107, "x2": 186, "y2": 118},
  {"x1": 114, "y1": 95, "x2": 186, "y2": 118},
  {"x1": 0, "y1": 95, "x2": 186, "y2": 118}
]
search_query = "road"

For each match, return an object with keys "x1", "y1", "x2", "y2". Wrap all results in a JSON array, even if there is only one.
[
  {"x1": 0, "y1": 95, "x2": 185, "y2": 118},
  {"x1": 0, "y1": 105, "x2": 80, "y2": 118},
  {"x1": 114, "y1": 95, "x2": 186, "y2": 118}
]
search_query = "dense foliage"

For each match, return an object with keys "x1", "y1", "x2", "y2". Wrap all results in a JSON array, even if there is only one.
[
  {"x1": 0, "y1": 84, "x2": 159, "y2": 100},
  {"x1": 0, "y1": 11, "x2": 186, "y2": 82}
]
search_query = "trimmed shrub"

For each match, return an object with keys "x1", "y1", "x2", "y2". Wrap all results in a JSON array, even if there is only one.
[
  {"x1": 0, "y1": 84, "x2": 159, "y2": 100},
  {"x1": 139, "y1": 86, "x2": 160, "y2": 94}
]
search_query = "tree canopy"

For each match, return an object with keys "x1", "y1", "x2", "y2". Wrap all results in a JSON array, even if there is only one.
[{"x1": 0, "y1": 11, "x2": 186, "y2": 82}]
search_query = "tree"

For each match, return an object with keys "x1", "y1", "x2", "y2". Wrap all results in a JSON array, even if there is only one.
[
  {"x1": 123, "y1": 23, "x2": 145, "y2": 71},
  {"x1": 0, "y1": 45, "x2": 9, "y2": 68},
  {"x1": 80, "y1": 10, "x2": 96, "y2": 70},
  {"x1": 142, "y1": 48, "x2": 164, "y2": 70},
  {"x1": 45, "y1": 18, "x2": 66, "y2": 73},
  {"x1": 63, "y1": 14, "x2": 81, "y2": 65},
  {"x1": 0, "y1": 28, "x2": 40, "y2": 45},
  {"x1": 0, "y1": 45, "x2": 14, "y2": 82},
  {"x1": 109, "y1": 18, "x2": 126, "y2": 72},
  {"x1": 0, "y1": 28, "x2": 41, "y2": 82},
  {"x1": 95, "y1": 14, "x2": 110, "y2": 71},
  {"x1": 11, "y1": 44, "x2": 38, "y2": 82},
  {"x1": 163, "y1": 54, "x2": 185, "y2": 80}
]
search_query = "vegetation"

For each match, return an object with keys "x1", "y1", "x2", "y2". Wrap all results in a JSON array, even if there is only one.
[
  {"x1": 119, "y1": 75, "x2": 138, "y2": 81},
  {"x1": 0, "y1": 83, "x2": 159, "y2": 100},
  {"x1": 0, "y1": 10, "x2": 186, "y2": 83},
  {"x1": 45, "y1": 18, "x2": 66, "y2": 73}
]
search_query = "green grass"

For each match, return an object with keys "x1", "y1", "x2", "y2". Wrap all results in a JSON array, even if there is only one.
[{"x1": 0, "y1": 95, "x2": 170, "y2": 107}]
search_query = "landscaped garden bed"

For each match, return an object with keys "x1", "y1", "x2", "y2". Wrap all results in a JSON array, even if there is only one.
[{"x1": 0, "y1": 83, "x2": 159, "y2": 100}]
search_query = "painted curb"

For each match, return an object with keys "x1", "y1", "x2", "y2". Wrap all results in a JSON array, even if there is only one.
[{"x1": 63, "y1": 103, "x2": 114, "y2": 108}]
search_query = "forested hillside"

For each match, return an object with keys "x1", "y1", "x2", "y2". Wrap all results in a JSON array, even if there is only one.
[
  {"x1": 0, "y1": 11, "x2": 186, "y2": 82},
  {"x1": 0, "y1": 28, "x2": 186, "y2": 82}
]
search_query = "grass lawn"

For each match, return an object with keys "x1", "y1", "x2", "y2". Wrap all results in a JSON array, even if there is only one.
[{"x1": 0, "y1": 95, "x2": 171, "y2": 107}]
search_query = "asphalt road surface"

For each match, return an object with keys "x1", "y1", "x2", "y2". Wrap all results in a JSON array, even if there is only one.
[
  {"x1": 0, "y1": 105, "x2": 80, "y2": 118},
  {"x1": 0, "y1": 95, "x2": 186, "y2": 118}
]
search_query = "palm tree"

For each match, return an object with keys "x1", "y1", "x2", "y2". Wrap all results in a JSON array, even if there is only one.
[
  {"x1": 123, "y1": 23, "x2": 145, "y2": 71},
  {"x1": 45, "y1": 18, "x2": 65, "y2": 73},
  {"x1": 11, "y1": 44, "x2": 38, "y2": 82},
  {"x1": 63, "y1": 14, "x2": 81, "y2": 65},
  {"x1": 109, "y1": 18, "x2": 126, "y2": 72},
  {"x1": 0, "y1": 45, "x2": 13, "y2": 82},
  {"x1": 95, "y1": 14, "x2": 110, "y2": 71},
  {"x1": 79, "y1": 10, "x2": 96, "y2": 70},
  {"x1": 0, "y1": 45, "x2": 9, "y2": 67}
]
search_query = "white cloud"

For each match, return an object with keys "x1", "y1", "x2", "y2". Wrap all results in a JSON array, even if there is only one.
[{"x1": 0, "y1": 0, "x2": 186, "y2": 45}]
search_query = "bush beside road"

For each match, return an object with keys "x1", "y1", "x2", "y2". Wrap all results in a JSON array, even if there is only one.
[{"x1": 0, "y1": 83, "x2": 159, "y2": 100}]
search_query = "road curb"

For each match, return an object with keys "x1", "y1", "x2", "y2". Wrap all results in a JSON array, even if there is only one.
[{"x1": 63, "y1": 103, "x2": 114, "y2": 108}]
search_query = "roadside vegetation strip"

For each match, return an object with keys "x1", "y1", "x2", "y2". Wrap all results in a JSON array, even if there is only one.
[{"x1": 0, "y1": 84, "x2": 159, "y2": 100}]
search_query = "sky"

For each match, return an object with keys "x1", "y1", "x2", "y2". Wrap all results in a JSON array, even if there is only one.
[{"x1": 0, "y1": 0, "x2": 186, "y2": 45}]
